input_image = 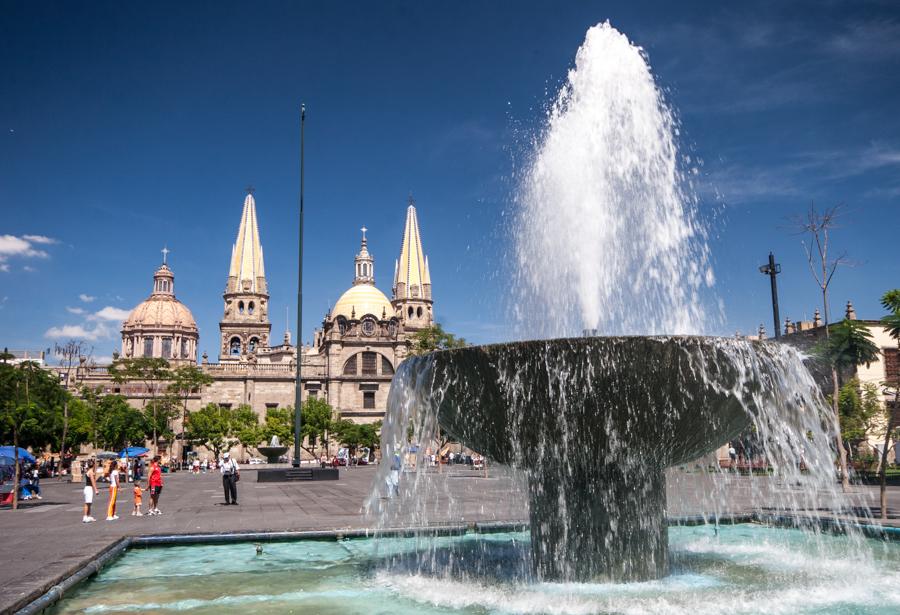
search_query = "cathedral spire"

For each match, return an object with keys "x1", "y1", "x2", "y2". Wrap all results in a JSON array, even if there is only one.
[
  {"x1": 227, "y1": 191, "x2": 267, "y2": 294},
  {"x1": 392, "y1": 195, "x2": 433, "y2": 331},
  {"x1": 393, "y1": 196, "x2": 431, "y2": 301}
]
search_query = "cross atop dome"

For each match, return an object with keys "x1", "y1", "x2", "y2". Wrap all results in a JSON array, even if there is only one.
[
  {"x1": 161, "y1": 246, "x2": 169, "y2": 265},
  {"x1": 353, "y1": 225, "x2": 374, "y2": 285}
]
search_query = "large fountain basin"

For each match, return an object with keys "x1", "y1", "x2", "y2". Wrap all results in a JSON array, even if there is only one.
[{"x1": 396, "y1": 336, "x2": 788, "y2": 581}]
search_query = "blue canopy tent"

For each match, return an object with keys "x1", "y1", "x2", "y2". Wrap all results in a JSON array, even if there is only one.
[
  {"x1": 119, "y1": 447, "x2": 149, "y2": 458},
  {"x1": 0, "y1": 446, "x2": 36, "y2": 464}
]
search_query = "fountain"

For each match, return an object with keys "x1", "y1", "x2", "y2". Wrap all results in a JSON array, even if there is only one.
[
  {"x1": 43, "y1": 20, "x2": 900, "y2": 615},
  {"x1": 386, "y1": 335, "x2": 833, "y2": 581},
  {"x1": 256, "y1": 435, "x2": 288, "y2": 464}
]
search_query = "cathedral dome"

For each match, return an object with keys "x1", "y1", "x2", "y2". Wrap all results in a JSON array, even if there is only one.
[
  {"x1": 121, "y1": 260, "x2": 199, "y2": 364},
  {"x1": 332, "y1": 284, "x2": 393, "y2": 321},
  {"x1": 124, "y1": 295, "x2": 198, "y2": 331}
]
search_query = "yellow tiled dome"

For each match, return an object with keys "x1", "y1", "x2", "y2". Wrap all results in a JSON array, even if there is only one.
[{"x1": 332, "y1": 284, "x2": 393, "y2": 320}]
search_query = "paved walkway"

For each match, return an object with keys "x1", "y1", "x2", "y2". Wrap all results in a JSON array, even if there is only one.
[{"x1": 1, "y1": 465, "x2": 898, "y2": 613}]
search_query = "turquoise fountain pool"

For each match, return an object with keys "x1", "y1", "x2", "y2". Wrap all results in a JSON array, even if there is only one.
[{"x1": 49, "y1": 525, "x2": 900, "y2": 615}]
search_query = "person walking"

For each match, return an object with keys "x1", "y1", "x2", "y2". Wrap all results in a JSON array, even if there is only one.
[
  {"x1": 220, "y1": 452, "x2": 239, "y2": 505},
  {"x1": 147, "y1": 456, "x2": 164, "y2": 515},
  {"x1": 83, "y1": 460, "x2": 99, "y2": 523},
  {"x1": 106, "y1": 462, "x2": 121, "y2": 521}
]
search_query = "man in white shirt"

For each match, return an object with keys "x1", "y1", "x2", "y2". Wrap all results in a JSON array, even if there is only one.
[{"x1": 220, "y1": 452, "x2": 240, "y2": 505}]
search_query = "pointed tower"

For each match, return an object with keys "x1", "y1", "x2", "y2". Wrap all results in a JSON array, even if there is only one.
[
  {"x1": 392, "y1": 196, "x2": 433, "y2": 331},
  {"x1": 219, "y1": 190, "x2": 272, "y2": 360}
]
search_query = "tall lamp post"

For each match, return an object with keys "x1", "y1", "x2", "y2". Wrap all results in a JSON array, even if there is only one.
[
  {"x1": 759, "y1": 252, "x2": 782, "y2": 339},
  {"x1": 293, "y1": 103, "x2": 306, "y2": 467}
]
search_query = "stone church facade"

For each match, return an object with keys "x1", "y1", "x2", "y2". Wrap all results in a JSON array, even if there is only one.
[{"x1": 65, "y1": 191, "x2": 434, "y2": 458}]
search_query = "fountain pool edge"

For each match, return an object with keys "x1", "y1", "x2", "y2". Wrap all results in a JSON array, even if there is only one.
[{"x1": 16, "y1": 515, "x2": 900, "y2": 615}]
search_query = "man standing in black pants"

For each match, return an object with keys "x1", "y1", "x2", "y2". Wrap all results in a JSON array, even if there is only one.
[{"x1": 220, "y1": 452, "x2": 239, "y2": 505}]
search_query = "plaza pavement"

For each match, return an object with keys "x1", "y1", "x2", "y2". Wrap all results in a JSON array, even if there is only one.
[{"x1": 1, "y1": 465, "x2": 898, "y2": 614}]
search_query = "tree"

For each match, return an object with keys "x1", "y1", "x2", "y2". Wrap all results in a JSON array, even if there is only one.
[
  {"x1": 109, "y1": 357, "x2": 171, "y2": 452},
  {"x1": 301, "y1": 398, "x2": 335, "y2": 456},
  {"x1": 793, "y1": 204, "x2": 856, "y2": 489},
  {"x1": 167, "y1": 365, "x2": 214, "y2": 465},
  {"x1": 331, "y1": 419, "x2": 381, "y2": 455},
  {"x1": 186, "y1": 403, "x2": 257, "y2": 460},
  {"x1": 818, "y1": 317, "x2": 879, "y2": 489},
  {"x1": 878, "y1": 289, "x2": 900, "y2": 519},
  {"x1": 54, "y1": 340, "x2": 91, "y2": 477},
  {"x1": 0, "y1": 361, "x2": 67, "y2": 509},
  {"x1": 142, "y1": 395, "x2": 179, "y2": 446},
  {"x1": 409, "y1": 323, "x2": 467, "y2": 356},
  {"x1": 837, "y1": 378, "x2": 881, "y2": 458},
  {"x1": 97, "y1": 395, "x2": 146, "y2": 451}
]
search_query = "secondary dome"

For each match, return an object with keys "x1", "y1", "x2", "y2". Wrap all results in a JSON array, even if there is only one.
[
  {"x1": 332, "y1": 284, "x2": 393, "y2": 321},
  {"x1": 121, "y1": 261, "x2": 199, "y2": 364}
]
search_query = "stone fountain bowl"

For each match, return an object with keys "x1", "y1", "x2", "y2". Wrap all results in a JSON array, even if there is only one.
[
  {"x1": 256, "y1": 446, "x2": 288, "y2": 464},
  {"x1": 397, "y1": 336, "x2": 785, "y2": 582}
]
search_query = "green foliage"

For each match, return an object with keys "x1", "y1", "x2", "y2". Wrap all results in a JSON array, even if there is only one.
[
  {"x1": 817, "y1": 318, "x2": 880, "y2": 371},
  {"x1": 143, "y1": 395, "x2": 179, "y2": 443},
  {"x1": 0, "y1": 361, "x2": 70, "y2": 451},
  {"x1": 301, "y1": 398, "x2": 334, "y2": 448},
  {"x1": 186, "y1": 403, "x2": 258, "y2": 458},
  {"x1": 167, "y1": 365, "x2": 214, "y2": 398},
  {"x1": 331, "y1": 419, "x2": 381, "y2": 451},
  {"x1": 259, "y1": 406, "x2": 294, "y2": 446},
  {"x1": 409, "y1": 323, "x2": 467, "y2": 356},
  {"x1": 97, "y1": 395, "x2": 146, "y2": 450},
  {"x1": 837, "y1": 378, "x2": 882, "y2": 450},
  {"x1": 109, "y1": 357, "x2": 171, "y2": 387}
]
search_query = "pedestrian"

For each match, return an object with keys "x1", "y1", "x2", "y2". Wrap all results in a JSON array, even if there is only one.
[
  {"x1": 132, "y1": 480, "x2": 144, "y2": 516},
  {"x1": 30, "y1": 466, "x2": 43, "y2": 499},
  {"x1": 220, "y1": 452, "x2": 239, "y2": 505},
  {"x1": 83, "y1": 459, "x2": 99, "y2": 523},
  {"x1": 106, "y1": 461, "x2": 121, "y2": 520},
  {"x1": 147, "y1": 456, "x2": 164, "y2": 515},
  {"x1": 728, "y1": 445, "x2": 737, "y2": 470}
]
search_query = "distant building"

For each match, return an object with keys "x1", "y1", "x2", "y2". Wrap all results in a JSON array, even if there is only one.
[
  {"x1": 60, "y1": 191, "x2": 435, "y2": 461},
  {"x1": 5, "y1": 349, "x2": 48, "y2": 366}
]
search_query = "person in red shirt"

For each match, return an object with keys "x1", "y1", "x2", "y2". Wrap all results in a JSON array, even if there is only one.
[{"x1": 147, "y1": 456, "x2": 164, "y2": 515}]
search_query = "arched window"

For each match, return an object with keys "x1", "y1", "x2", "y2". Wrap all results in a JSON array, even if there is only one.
[
  {"x1": 343, "y1": 354, "x2": 358, "y2": 375},
  {"x1": 362, "y1": 352, "x2": 377, "y2": 376},
  {"x1": 381, "y1": 356, "x2": 394, "y2": 376},
  {"x1": 336, "y1": 316, "x2": 347, "y2": 335},
  {"x1": 181, "y1": 338, "x2": 188, "y2": 358},
  {"x1": 230, "y1": 337, "x2": 242, "y2": 356},
  {"x1": 408, "y1": 306, "x2": 414, "y2": 318},
  {"x1": 249, "y1": 337, "x2": 258, "y2": 353},
  {"x1": 248, "y1": 301, "x2": 255, "y2": 315},
  {"x1": 238, "y1": 301, "x2": 245, "y2": 314},
  {"x1": 417, "y1": 307, "x2": 423, "y2": 318}
]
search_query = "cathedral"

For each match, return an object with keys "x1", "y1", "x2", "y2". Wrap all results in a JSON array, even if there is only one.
[{"x1": 72, "y1": 191, "x2": 434, "y2": 459}]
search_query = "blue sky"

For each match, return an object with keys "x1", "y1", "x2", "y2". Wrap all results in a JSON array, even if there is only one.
[{"x1": 2, "y1": 1, "x2": 899, "y2": 362}]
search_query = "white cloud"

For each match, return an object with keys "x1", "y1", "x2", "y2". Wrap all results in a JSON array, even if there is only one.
[
  {"x1": 22, "y1": 234, "x2": 58, "y2": 245},
  {"x1": 79, "y1": 294, "x2": 96, "y2": 303},
  {"x1": 0, "y1": 234, "x2": 50, "y2": 258},
  {"x1": 0, "y1": 263, "x2": 8, "y2": 273},
  {"x1": 66, "y1": 306, "x2": 86, "y2": 315},
  {"x1": 22, "y1": 265, "x2": 36, "y2": 272},
  {"x1": 44, "y1": 322, "x2": 112, "y2": 342},
  {"x1": 89, "y1": 306, "x2": 131, "y2": 322}
]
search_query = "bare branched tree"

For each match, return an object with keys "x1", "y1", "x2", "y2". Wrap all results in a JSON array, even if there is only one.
[
  {"x1": 791, "y1": 203, "x2": 853, "y2": 490},
  {"x1": 55, "y1": 340, "x2": 92, "y2": 475}
]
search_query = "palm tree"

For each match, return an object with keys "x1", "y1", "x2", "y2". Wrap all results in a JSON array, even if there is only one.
[
  {"x1": 819, "y1": 318, "x2": 880, "y2": 490},
  {"x1": 878, "y1": 290, "x2": 900, "y2": 518}
]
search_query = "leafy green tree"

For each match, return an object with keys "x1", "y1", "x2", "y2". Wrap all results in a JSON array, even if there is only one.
[
  {"x1": 97, "y1": 395, "x2": 146, "y2": 451},
  {"x1": 109, "y1": 357, "x2": 171, "y2": 451},
  {"x1": 260, "y1": 407, "x2": 294, "y2": 447},
  {"x1": 186, "y1": 403, "x2": 233, "y2": 459},
  {"x1": 878, "y1": 289, "x2": 900, "y2": 519},
  {"x1": 838, "y1": 378, "x2": 881, "y2": 458},
  {"x1": 331, "y1": 419, "x2": 381, "y2": 455},
  {"x1": 301, "y1": 398, "x2": 335, "y2": 455},
  {"x1": 232, "y1": 405, "x2": 262, "y2": 451},
  {"x1": 142, "y1": 395, "x2": 179, "y2": 445},
  {"x1": 168, "y1": 365, "x2": 214, "y2": 464},
  {"x1": 409, "y1": 323, "x2": 467, "y2": 356},
  {"x1": 818, "y1": 318, "x2": 880, "y2": 490},
  {"x1": 54, "y1": 340, "x2": 91, "y2": 475}
]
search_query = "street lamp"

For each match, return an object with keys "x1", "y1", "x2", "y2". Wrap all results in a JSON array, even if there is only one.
[{"x1": 759, "y1": 252, "x2": 782, "y2": 339}]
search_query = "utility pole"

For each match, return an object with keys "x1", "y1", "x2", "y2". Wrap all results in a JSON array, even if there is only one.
[
  {"x1": 759, "y1": 252, "x2": 782, "y2": 338},
  {"x1": 293, "y1": 103, "x2": 305, "y2": 467}
]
